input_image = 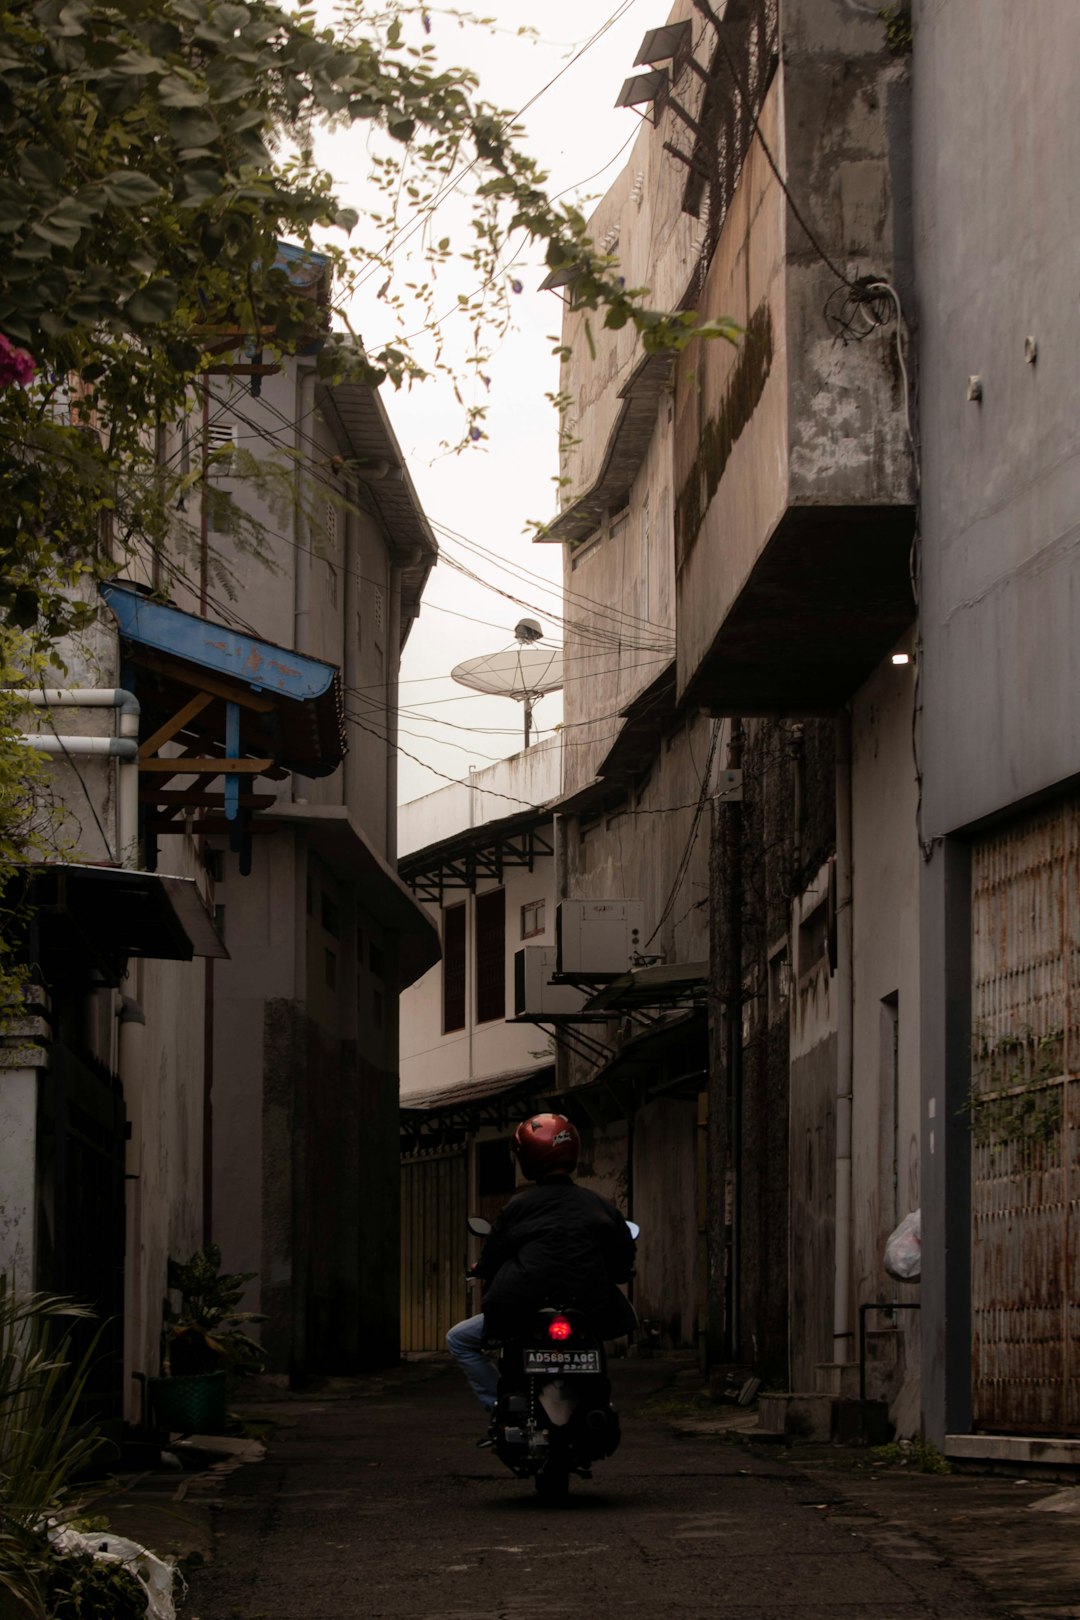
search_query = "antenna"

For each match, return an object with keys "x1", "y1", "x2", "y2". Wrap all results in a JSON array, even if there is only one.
[{"x1": 451, "y1": 624, "x2": 564, "y2": 748}]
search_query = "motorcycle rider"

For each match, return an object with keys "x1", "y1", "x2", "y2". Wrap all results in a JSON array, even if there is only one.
[{"x1": 446, "y1": 1112, "x2": 637, "y2": 1411}]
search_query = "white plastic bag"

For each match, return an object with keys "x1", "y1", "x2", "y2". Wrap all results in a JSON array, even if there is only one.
[
  {"x1": 884, "y1": 1208, "x2": 921, "y2": 1281},
  {"x1": 49, "y1": 1525, "x2": 181, "y2": 1620}
]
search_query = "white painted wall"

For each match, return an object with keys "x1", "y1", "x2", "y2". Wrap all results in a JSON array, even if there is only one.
[
  {"x1": 399, "y1": 742, "x2": 562, "y2": 1100},
  {"x1": 850, "y1": 633, "x2": 921, "y2": 1430},
  {"x1": 399, "y1": 736, "x2": 561, "y2": 856}
]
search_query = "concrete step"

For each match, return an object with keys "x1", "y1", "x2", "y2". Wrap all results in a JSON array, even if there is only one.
[
  {"x1": 814, "y1": 1361, "x2": 860, "y2": 1398},
  {"x1": 757, "y1": 1392, "x2": 834, "y2": 1442},
  {"x1": 757, "y1": 1391, "x2": 894, "y2": 1445}
]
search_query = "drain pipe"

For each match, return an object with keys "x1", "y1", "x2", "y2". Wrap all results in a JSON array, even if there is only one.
[
  {"x1": 117, "y1": 989, "x2": 147, "y2": 1424},
  {"x1": 8, "y1": 688, "x2": 141, "y2": 867},
  {"x1": 833, "y1": 710, "x2": 855, "y2": 1365}
]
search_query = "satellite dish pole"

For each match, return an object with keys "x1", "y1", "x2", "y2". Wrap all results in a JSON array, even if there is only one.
[
  {"x1": 451, "y1": 622, "x2": 564, "y2": 751},
  {"x1": 516, "y1": 619, "x2": 542, "y2": 748}
]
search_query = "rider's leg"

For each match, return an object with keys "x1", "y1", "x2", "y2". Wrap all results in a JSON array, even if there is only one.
[{"x1": 446, "y1": 1313, "x2": 499, "y2": 1410}]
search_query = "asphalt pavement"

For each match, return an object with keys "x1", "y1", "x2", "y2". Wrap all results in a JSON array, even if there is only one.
[{"x1": 141, "y1": 1358, "x2": 1080, "y2": 1620}]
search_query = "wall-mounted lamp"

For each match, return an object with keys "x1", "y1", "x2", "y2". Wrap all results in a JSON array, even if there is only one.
[{"x1": 892, "y1": 653, "x2": 911, "y2": 666}]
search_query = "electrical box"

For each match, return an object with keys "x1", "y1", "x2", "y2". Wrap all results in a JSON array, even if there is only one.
[
  {"x1": 555, "y1": 899, "x2": 645, "y2": 978},
  {"x1": 513, "y1": 947, "x2": 587, "y2": 1020}
]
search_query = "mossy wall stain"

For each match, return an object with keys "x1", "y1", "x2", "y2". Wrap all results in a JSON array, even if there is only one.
[{"x1": 675, "y1": 300, "x2": 774, "y2": 575}]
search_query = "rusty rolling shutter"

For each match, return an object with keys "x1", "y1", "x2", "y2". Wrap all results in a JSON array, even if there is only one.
[
  {"x1": 400, "y1": 1148, "x2": 467, "y2": 1353},
  {"x1": 970, "y1": 798, "x2": 1079, "y2": 1434}
]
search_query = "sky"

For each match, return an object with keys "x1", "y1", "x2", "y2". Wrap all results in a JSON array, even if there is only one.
[{"x1": 317, "y1": 1, "x2": 657, "y2": 803}]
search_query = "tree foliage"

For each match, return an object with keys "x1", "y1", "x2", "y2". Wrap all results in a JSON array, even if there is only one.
[{"x1": 0, "y1": 0, "x2": 737, "y2": 636}]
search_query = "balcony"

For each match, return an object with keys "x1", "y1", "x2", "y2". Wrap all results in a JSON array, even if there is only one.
[{"x1": 672, "y1": 3, "x2": 915, "y2": 714}]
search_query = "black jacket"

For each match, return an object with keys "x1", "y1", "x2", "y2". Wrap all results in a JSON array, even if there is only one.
[{"x1": 476, "y1": 1176, "x2": 637, "y2": 1339}]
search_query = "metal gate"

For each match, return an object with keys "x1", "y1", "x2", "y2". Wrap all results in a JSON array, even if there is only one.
[
  {"x1": 400, "y1": 1148, "x2": 467, "y2": 1353},
  {"x1": 970, "y1": 799, "x2": 1079, "y2": 1434}
]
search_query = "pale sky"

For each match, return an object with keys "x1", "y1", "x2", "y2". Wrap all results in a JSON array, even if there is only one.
[{"x1": 318, "y1": 1, "x2": 656, "y2": 802}]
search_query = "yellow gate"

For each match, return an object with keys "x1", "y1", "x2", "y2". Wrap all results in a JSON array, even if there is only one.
[{"x1": 400, "y1": 1148, "x2": 468, "y2": 1353}]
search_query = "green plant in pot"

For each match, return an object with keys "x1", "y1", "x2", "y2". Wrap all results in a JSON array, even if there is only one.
[{"x1": 148, "y1": 1246, "x2": 267, "y2": 1436}]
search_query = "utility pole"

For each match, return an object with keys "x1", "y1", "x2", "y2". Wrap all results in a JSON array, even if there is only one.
[{"x1": 706, "y1": 716, "x2": 744, "y2": 1366}]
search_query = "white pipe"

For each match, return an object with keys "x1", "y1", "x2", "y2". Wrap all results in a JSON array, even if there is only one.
[
  {"x1": 7, "y1": 688, "x2": 142, "y2": 867},
  {"x1": 18, "y1": 734, "x2": 138, "y2": 757}
]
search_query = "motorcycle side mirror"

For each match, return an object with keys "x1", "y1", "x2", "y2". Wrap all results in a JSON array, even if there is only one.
[
  {"x1": 626, "y1": 1221, "x2": 640, "y2": 1241},
  {"x1": 467, "y1": 1216, "x2": 492, "y2": 1237}
]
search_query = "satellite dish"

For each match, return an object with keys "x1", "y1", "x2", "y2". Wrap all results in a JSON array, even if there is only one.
[{"x1": 451, "y1": 630, "x2": 563, "y2": 747}]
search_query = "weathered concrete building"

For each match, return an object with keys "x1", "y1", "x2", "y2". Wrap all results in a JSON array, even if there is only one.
[
  {"x1": 151, "y1": 343, "x2": 440, "y2": 1375},
  {"x1": 534, "y1": 0, "x2": 921, "y2": 1421},
  {"x1": 2, "y1": 293, "x2": 439, "y2": 1427},
  {"x1": 913, "y1": 0, "x2": 1080, "y2": 1460}
]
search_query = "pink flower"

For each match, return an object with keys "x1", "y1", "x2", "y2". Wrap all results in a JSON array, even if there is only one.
[{"x1": 0, "y1": 333, "x2": 36, "y2": 388}]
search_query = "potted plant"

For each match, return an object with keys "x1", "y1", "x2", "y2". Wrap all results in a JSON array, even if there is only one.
[{"x1": 147, "y1": 1245, "x2": 268, "y2": 1435}]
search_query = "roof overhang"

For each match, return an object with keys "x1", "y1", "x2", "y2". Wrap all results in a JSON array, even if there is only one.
[
  {"x1": 582, "y1": 960, "x2": 708, "y2": 1015},
  {"x1": 315, "y1": 380, "x2": 437, "y2": 646},
  {"x1": 400, "y1": 1063, "x2": 557, "y2": 1150},
  {"x1": 20, "y1": 862, "x2": 227, "y2": 987},
  {"x1": 535, "y1": 352, "x2": 676, "y2": 545},
  {"x1": 398, "y1": 804, "x2": 556, "y2": 904},
  {"x1": 258, "y1": 803, "x2": 440, "y2": 989}
]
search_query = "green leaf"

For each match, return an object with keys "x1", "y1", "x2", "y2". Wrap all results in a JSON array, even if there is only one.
[
  {"x1": 157, "y1": 74, "x2": 210, "y2": 108},
  {"x1": 123, "y1": 279, "x2": 179, "y2": 326},
  {"x1": 101, "y1": 170, "x2": 165, "y2": 206}
]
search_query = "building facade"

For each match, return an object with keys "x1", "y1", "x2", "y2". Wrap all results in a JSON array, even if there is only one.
[{"x1": 2, "y1": 291, "x2": 439, "y2": 1425}]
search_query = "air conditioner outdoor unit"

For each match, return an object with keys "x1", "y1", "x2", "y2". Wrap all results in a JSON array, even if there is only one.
[
  {"x1": 513, "y1": 946, "x2": 587, "y2": 1020},
  {"x1": 555, "y1": 899, "x2": 645, "y2": 978}
]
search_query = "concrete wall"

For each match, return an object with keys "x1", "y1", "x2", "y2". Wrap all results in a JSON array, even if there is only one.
[
  {"x1": 554, "y1": 0, "x2": 699, "y2": 514},
  {"x1": 675, "y1": 7, "x2": 913, "y2": 706},
  {"x1": 913, "y1": 0, "x2": 1080, "y2": 838},
  {"x1": 559, "y1": 422, "x2": 679, "y2": 799},
  {"x1": 399, "y1": 738, "x2": 561, "y2": 856},
  {"x1": 564, "y1": 711, "x2": 713, "y2": 971},
  {"x1": 122, "y1": 949, "x2": 206, "y2": 1410},
  {"x1": 163, "y1": 363, "x2": 396, "y2": 846},
  {"x1": 912, "y1": 0, "x2": 1080, "y2": 1442}
]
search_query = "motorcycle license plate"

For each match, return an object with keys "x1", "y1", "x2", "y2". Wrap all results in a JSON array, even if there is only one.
[{"x1": 523, "y1": 1348, "x2": 601, "y2": 1375}]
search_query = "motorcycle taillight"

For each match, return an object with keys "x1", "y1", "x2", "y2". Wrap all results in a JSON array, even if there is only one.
[{"x1": 547, "y1": 1315, "x2": 572, "y2": 1342}]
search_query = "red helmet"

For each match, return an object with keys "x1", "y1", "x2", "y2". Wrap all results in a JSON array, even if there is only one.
[{"x1": 513, "y1": 1113, "x2": 580, "y2": 1180}]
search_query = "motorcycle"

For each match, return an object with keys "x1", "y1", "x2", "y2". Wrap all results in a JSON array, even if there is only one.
[{"x1": 467, "y1": 1214, "x2": 639, "y2": 1502}]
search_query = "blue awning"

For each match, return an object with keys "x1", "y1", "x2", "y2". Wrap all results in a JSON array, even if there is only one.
[{"x1": 102, "y1": 582, "x2": 345, "y2": 778}]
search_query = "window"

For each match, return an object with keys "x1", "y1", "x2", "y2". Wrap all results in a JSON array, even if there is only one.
[
  {"x1": 325, "y1": 947, "x2": 337, "y2": 990},
  {"x1": 475, "y1": 888, "x2": 506, "y2": 1024},
  {"x1": 321, "y1": 891, "x2": 339, "y2": 938},
  {"x1": 520, "y1": 899, "x2": 545, "y2": 940},
  {"x1": 443, "y1": 903, "x2": 466, "y2": 1033},
  {"x1": 369, "y1": 941, "x2": 385, "y2": 979},
  {"x1": 373, "y1": 988, "x2": 384, "y2": 1030},
  {"x1": 214, "y1": 904, "x2": 226, "y2": 943}
]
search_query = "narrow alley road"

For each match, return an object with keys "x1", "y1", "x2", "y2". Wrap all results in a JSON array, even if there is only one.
[{"x1": 182, "y1": 1362, "x2": 1068, "y2": 1620}]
